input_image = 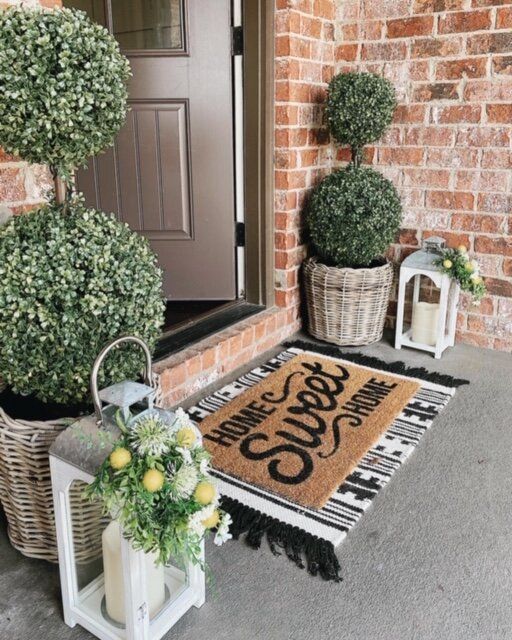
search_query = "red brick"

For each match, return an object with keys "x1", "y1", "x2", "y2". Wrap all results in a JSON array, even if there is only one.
[
  {"x1": 439, "y1": 10, "x2": 492, "y2": 34},
  {"x1": 0, "y1": 167, "x2": 25, "y2": 202},
  {"x1": 503, "y1": 258, "x2": 512, "y2": 277},
  {"x1": 387, "y1": 16, "x2": 434, "y2": 38},
  {"x1": 455, "y1": 126, "x2": 510, "y2": 147},
  {"x1": 436, "y1": 57, "x2": 487, "y2": 80},
  {"x1": 451, "y1": 213, "x2": 505, "y2": 233},
  {"x1": 361, "y1": 41, "x2": 408, "y2": 61},
  {"x1": 398, "y1": 228, "x2": 419, "y2": 245},
  {"x1": 467, "y1": 314, "x2": 498, "y2": 334},
  {"x1": 426, "y1": 190, "x2": 474, "y2": 210},
  {"x1": 427, "y1": 147, "x2": 479, "y2": 168},
  {"x1": 414, "y1": 0, "x2": 468, "y2": 10},
  {"x1": 402, "y1": 168, "x2": 451, "y2": 188},
  {"x1": 472, "y1": 0, "x2": 512, "y2": 6},
  {"x1": 413, "y1": 82, "x2": 460, "y2": 101},
  {"x1": 411, "y1": 37, "x2": 463, "y2": 58},
  {"x1": 394, "y1": 104, "x2": 427, "y2": 124},
  {"x1": 432, "y1": 104, "x2": 482, "y2": 124},
  {"x1": 379, "y1": 147, "x2": 424, "y2": 165},
  {"x1": 456, "y1": 331, "x2": 494, "y2": 348},
  {"x1": 493, "y1": 56, "x2": 512, "y2": 75},
  {"x1": 475, "y1": 236, "x2": 512, "y2": 257},
  {"x1": 481, "y1": 149, "x2": 512, "y2": 169},
  {"x1": 335, "y1": 44, "x2": 358, "y2": 61},
  {"x1": 313, "y1": 0, "x2": 335, "y2": 20},
  {"x1": 477, "y1": 193, "x2": 510, "y2": 214},
  {"x1": 486, "y1": 104, "x2": 512, "y2": 123},
  {"x1": 467, "y1": 32, "x2": 512, "y2": 55},
  {"x1": 423, "y1": 230, "x2": 471, "y2": 247},
  {"x1": 496, "y1": 7, "x2": 512, "y2": 29},
  {"x1": 361, "y1": 20, "x2": 384, "y2": 40},
  {"x1": 484, "y1": 278, "x2": 512, "y2": 297}
]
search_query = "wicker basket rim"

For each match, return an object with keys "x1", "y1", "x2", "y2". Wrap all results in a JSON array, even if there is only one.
[{"x1": 305, "y1": 256, "x2": 393, "y2": 275}]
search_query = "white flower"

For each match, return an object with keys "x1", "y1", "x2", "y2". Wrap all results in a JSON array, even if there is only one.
[
  {"x1": 170, "y1": 464, "x2": 198, "y2": 500},
  {"x1": 173, "y1": 407, "x2": 193, "y2": 429},
  {"x1": 214, "y1": 512, "x2": 232, "y2": 546},
  {"x1": 199, "y1": 458, "x2": 211, "y2": 476},
  {"x1": 129, "y1": 414, "x2": 171, "y2": 457},
  {"x1": 176, "y1": 446, "x2": 193, "y2": 465},
  {"x1": 188, "y1": 504, "x2": 215, "y2": 537}
]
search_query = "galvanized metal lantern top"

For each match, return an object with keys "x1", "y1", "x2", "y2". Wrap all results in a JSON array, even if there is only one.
[{"x1": 401, "y1": 236, "x2": 446, "y2": 273}]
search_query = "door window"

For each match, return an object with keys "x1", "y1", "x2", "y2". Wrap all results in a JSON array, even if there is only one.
[{"x1": 64, "y1": 0, "x2": 186, "y2": 52}]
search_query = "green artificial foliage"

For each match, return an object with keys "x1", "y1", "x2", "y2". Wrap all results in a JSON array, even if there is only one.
[
  {"x1": 308, "y1": 165, "x2": 402, "y2": 268},
  {"x1": 0, "y1": 6, "x2": 130, "y2": 182},
  {"x1": 326, "y1": 72, "x2": 396, "y2": 161},
  {"x1": 0, "y1": 197, "x2": 165, "y2": 404}
]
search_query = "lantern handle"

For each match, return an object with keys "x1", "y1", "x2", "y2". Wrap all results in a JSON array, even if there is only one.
[{"x1": 90, "y1": 335, "x2": 153, "y2": 425}]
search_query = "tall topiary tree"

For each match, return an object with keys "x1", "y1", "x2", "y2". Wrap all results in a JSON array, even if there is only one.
[
  {"x1": 308, "y1": 72, "x2": 402, "y2": 268},
  {"x1": 0, "y1": 7, "x2": 165, "y2": 405}
]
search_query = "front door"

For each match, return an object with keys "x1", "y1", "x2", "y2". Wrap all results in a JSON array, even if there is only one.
[{"x1": 68, "y1": 0, "x2": 237, "y2": 300}]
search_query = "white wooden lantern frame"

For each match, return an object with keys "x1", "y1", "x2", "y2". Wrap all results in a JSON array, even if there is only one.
[
  {"x1": 395, "y1": 243, "x2": 460, "y2": 359},
  {"x1": 49, "y1": 337, "x2": 205, "y2": 640}
]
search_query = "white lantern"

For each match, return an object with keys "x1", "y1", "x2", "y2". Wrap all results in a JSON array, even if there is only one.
[
  {"x1": 49, "y1": 336, "x2": 205, "y2": 640},
  {"x1": 394, "y1": 237, "x2": 460, "y2": 359}
]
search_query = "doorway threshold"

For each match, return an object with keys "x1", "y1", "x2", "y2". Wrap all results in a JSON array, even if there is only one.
[{"x1": 154, "y1": 300, "x2": 264, "y2": 361}]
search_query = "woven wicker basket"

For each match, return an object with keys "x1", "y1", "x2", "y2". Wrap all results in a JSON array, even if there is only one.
[
  {"x1": 0, "y1": 407, "x2": 104, "y2": 563},
  {"x1": 304, "y1": 257, "x2": 394, "y2": 346}
]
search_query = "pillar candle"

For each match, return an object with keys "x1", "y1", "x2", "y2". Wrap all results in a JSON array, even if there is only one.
[
  {"x1": 411, "y1": 301, "x2": 440, "y2": 346},
  {"x1": 102, "y1": 520, "x2": 166, "y2": 625}
]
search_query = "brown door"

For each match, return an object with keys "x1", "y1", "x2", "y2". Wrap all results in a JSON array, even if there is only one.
[{"x1": 69, "y1": 1, "x2": 237, "y2": 300}]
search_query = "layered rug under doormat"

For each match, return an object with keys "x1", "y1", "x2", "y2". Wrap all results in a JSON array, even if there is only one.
[{"x1": 187, "y1": 340, "x2": 468, "y2": 582}]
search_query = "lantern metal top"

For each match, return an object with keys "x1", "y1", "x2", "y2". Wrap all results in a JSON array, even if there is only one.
[
  {"x1": 98, "y1": 381, "x2": 154, "y2": 410},
  {"x1": 401, "y1": 236, "x2": 446, "y2": 273}
]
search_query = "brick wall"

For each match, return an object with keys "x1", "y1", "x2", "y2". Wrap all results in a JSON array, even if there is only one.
[{"x1": 336, "y1": 0, "x2": 512, "y2": 352}]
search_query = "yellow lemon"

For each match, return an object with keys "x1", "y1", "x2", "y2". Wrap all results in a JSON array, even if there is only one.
[
  {"x1": 143, "y1": 469, "x2": 165, "y2": 493},
  {"x1": 443, "y1": 259, "x2": 453, "y2": 269},
  {"x1": 458, "y1": 245, "x2": 467, "y2": 254},
  {"x1": 109, "y1": 447, "x2": 131, "y2": 470},
  {"x1": 176, "y1": 427, "x2": 196, "y2": 448},
  {"x1": 464, "y1": 262, "x2": 474, "y2": 273},
  {"x1": 202, "y1": 510, "x2": 220, "y2": 529},
  {"x1": 194, "y1": 481, "x2": 216, "y2": 505}
]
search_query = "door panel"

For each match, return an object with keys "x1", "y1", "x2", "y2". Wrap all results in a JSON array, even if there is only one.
[{"x1": 68, "y1": 0, "x2": 236, "y2": 300}]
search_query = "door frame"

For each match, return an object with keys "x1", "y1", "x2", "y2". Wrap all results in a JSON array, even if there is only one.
[{"x1": 243, "y1": 0, "x2": 275, "y2": 308}]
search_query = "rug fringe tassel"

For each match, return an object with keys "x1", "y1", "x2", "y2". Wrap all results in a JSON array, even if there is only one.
[
  {"x1": 283, "y1": 340, "x2": 469, "y2": 388},
  {"x1": 221, "y1": 496, "x2": 342, "y2": 583}
]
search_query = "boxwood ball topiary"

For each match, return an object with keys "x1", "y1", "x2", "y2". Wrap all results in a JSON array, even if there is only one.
[
  {"x1": 0, "y1": 198, "x2": 165, "y2": 405},
  {"x1": 308, "y1": 166, "x2": 402, "y2": 268},
  {"x1": 0, "y1": 7, "x2": 130, "y2": 181},
  {"x1": 326, "y1": 72, "x2": 396, "y2": 149}
]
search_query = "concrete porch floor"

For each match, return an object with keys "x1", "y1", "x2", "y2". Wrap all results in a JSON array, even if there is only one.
[{"x1": 1, "y1": 331, "x2": 511, "y2": 640}]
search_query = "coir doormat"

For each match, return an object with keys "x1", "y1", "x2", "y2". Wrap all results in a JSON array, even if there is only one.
[{"x1": 187, "y1": 340, "x2": 468, "y2": 582}]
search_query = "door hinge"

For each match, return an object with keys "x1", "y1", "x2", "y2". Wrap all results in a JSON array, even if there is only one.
[
  {"x1": 235, "y1": 221, "x2": 245, "y2": 247},
  {"x1": 231, "y1": 25, "x2": 243, "y2": 56}
]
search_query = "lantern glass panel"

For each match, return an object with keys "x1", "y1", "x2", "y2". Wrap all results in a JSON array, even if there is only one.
[{"x1": 68, "y1": 480, "x2": 110, "y2": 625}]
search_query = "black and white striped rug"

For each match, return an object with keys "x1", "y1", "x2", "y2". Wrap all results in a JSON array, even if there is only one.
[{"x1": 188, "y1": 340, "x2": 468, "y2": 582}]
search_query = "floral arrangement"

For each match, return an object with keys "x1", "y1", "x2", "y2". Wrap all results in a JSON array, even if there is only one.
[
  {"x1": 435, "y1": 245, "x2": 486, "y2": 303},
  {"x1": 85, "y1": 408, "x2": 231, "y2": 566}
]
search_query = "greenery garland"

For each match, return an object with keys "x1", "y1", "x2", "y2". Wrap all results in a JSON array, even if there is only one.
[
  {"x1": 84, "y1": 409, "x2": 231, "y2": 566},
  {"x1": 434, "y1": 245, "x2": 486, "y2": 303}
]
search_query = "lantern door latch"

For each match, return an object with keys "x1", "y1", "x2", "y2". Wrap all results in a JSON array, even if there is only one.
[
  {"x1": 235, "y1": 221, "x2": 245, "y2": 247},
  {"x1": 231, "y1": 25, "x2": 243, "y2": 56}
]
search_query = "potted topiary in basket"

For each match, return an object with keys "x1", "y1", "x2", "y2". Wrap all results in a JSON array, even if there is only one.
[
  {"x1": 304, "y1": 72, "x2": 402, "y2": 346},
  {"x1": 0, "y1": 7, "x2": 165, "y2": 562}
]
